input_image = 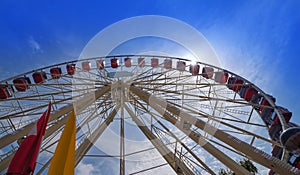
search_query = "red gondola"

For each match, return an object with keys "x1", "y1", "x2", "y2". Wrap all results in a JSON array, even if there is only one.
[
  {"x1": 227, "y1": 77, "x2": 244, "y2": 91},
  {"x1": 82, "y1": 61, "x2": 91, "y2": 71},
  {"x1": 124, "y1": 58, "x2": 132, "y2": 67},
  {"x1": 261, "y1": 107, "x2": 274, "y2": 126},
  {"x1": 259, "y1": 95, "x2": 276, "y2": 113},
  {"x1": 0, "y1": 86, "x2": 13, "y2": 99},
  {"x1": 296, "y1": 160, "x2": 300, "y2": 169},
  {"x1": 244, "y1": 86, "x2": 258, "y2": 101},
  {"x1": 151, "y1": 58, "x2": 159, "y2": 67},
  {"x1": 227, "y1": 77, "x2": 236, "y2": 90},
  {"x1": 50, "y1": 67, "x2": 62, "y2": 79},
  {"x1": 138, "y1": 58, "x2": 145, "y2": 67},
  {"x1": 66, "y1": 64, "x2": 76, "y2": 75},
  {"x1": 239, "y1": 85, "x2": 248, "y2": 98},
  {"x1": 189, "y1": 64, "x2": 200, "y2": 75},
  {"x1": 177, "y1": 61, "x2": 186, "y2": 71},
  {"x1": 202, "y1": 67, "x2": 214, "y2": 79},
  {"x1": 251, "y1": 93, "x2": 263, "y2": 110},
  {"x1": 96, "y1": 60, "x2": 105, "y2": 70},
  {"x1": 214, "y1": 71, "x2": 229, "y2": 83},
  {"x1": 32, "y1": 71, "x2": 47, "y2": 83},
  {"x1": 272, "y1": 106, "x2": 292, "y2": 124},
  {"x1": 164, "y1": 59, "x2": 172, "y2": 69},
  {"x1": 111, "y1": 58, "x2": 119, "y2": 68},
  {"x1": 13, "y1": 77, "x2": 31, "y2": 92},
  {"x1": 271, "y1": 144, "x2": 283, "y2": 159},
  {"x1": 232, "y1": 79, "x2": 244, "y2": 92}
]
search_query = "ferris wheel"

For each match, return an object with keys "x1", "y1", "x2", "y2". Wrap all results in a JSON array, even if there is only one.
[{"x1": 0, "y1": 55, "x2": 299, "y2": 175}]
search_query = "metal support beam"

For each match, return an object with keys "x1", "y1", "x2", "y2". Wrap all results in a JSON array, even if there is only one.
[
  {"x1": 130, "y1": 85, "x2": 300, "y2": 175},
  {"x1": 120, "y1": 87, "x2": 125, "y2": 175},
  {"x1": 75, "y1": 105, "x2": 119, "y2": 166},
  {"x1": 133, "y1": 96, "x2": 216, "y2": 175},
  {"x1": 124, "y1": 104, "x2": 194, "y2": 175}
]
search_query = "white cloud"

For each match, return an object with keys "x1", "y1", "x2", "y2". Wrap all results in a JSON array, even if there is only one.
[
  {"x1": 77, "y1": 162, "x2": 95, "y2": 175},
  {"x1": 28, "y1": 36, "x2": 42, "y2": 53}
]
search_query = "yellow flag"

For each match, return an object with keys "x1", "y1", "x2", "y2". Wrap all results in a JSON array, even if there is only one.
[{"x1": 48, "y1": 110, "x2": 76, "y2": 175}]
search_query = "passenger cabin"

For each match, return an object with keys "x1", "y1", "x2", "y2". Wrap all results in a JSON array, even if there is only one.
[
  {"x1": 202, "y1": 67, "x2": 214, "y2": 79},
  {"x1": 151, "y1": 58, "x2": 159, "y2": 67},
  {"x1": 288, "y1": 154, "x2": 300, "y2": 169},
  {"x1": 251, "y1": 93, "x2": 263, "y2": 110},
  {"x1": 259, "y1": 95, "x2": 276, "y2": 113},
  {"x1": 32, "y1": 71, "x2": 47, "y2": 83},
  {"x1": 0, "y1": 86, "x2": 13, "y2": 99},
  {"x1": 214, "y1": 71, "x2": 229, "y2": 83},
  {"x1": 271, "y1": 144, "x2": 283, "y2": 159},
  {"x1": 261, "y1": 107, "x2": 274, "y2": 126},
  {"x1": 176, "y1": 61, "x2": 186, "y2": 71},
  {"x1": 227, "y1": 77, "x2": 244, "y2": 91},
  {"x1": 244, "y1": 86, "x2": 258, "y2": 101},
  {"x1": 164, "y1": 59, "x2": 172, "y2": 69},
  {"x1": 296, "y1": 161, "x2": 300, "y2": 169},
  {"x1": 13, "y1": 77, "x2": 31, "y2": 92},
  {"x1": 66, "y1": 64, "x2": 76, "y2": 75},
  {"x1": 280, "y1": 127, "x2": 300, "y2": 154},
  {"x1": 50, "y1": 67, "x2": 62, "y2": 79},
  {"x1": 189, "y1": 64, "x2": 200, "y2": 75},
  {"x1": 288, "y1": 153, "x2": 299, "y2": 166},
  {"x1": 82, "y1": 61, "x2": 91, "y2": 71},
  {"x1": 227, "y1": 77, "x2": 236, "y2": 90},
  {"x1": 232, "y1": 79, "x2": 244, "y2": 92},
  {"x1": 272, "y1": 106, "x2": 292, "y2": 124},
  {"x1": 124, "y1": 58, "x2": 132, "y2": 67},
  {"x1": 111, "y1": 58, "x2": 119, "y2": 68},
  {"x1": 96, "y1": 60, "x2": 105, "y2": 70},
  {"x1": 269, "y1": 121, "x2": 296, "y2": 142},
  {"x1": 138, "y1": 58, "x2": 145, "y2": 67}
]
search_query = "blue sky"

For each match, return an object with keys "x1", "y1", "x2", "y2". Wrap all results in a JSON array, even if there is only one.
[
  {"x1": 1, "y1": 0, "x2": 300, "y2": 174},
  {"x1": 1, "y1": 0, "x2": 299, "y2": 122}
]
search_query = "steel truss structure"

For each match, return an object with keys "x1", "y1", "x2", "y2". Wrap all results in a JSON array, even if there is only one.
[{"x1": 0, "y1": 55, "x2": 299, "y2": 175}]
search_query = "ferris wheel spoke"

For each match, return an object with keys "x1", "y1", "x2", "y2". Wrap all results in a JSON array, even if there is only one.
[
  {"x1": 135, "y1": 72, "x2": 193, "y2": 85},
  {"x1": 167, "y1": 100, "x2": 264, "y2": 129},
  {"x1": 124, "y1": 104, "x2": 196, "y2": 175},
  {"x1": 72, "y1": 69, "x2": 112, "y2": 83},
  {"x1": 132, "y1": 97, "x2": 217, "y2": 175},
  {"x1": 139, "y1": 86, "x2": 254, "y2": 108},
  {"x1": 76, "y1": 103, "x2": 115, "y2": 140},
  {"x1": 0, "y1": 94, "x2": 80, "y2": 120},
  {"x1": 180, "y1": 102, "x2": 258, "y2": 127},
  {"x1": 77, "y1": 101, "x2": 114, "y2": 130},
  {"x1": 75, "y1": 104, "x2": 119, "y2": 166},
  {"x1": 166, "y1": 100, "x2": 274, "y2": 146},
  {"x1": 133, "y1": 68, "x2": 174, "y2": 82}
]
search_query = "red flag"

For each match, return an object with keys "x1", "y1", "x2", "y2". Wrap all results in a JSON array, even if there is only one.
[{"x1": 6, "y1": 102, "x2": 52, "y2": 175}]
